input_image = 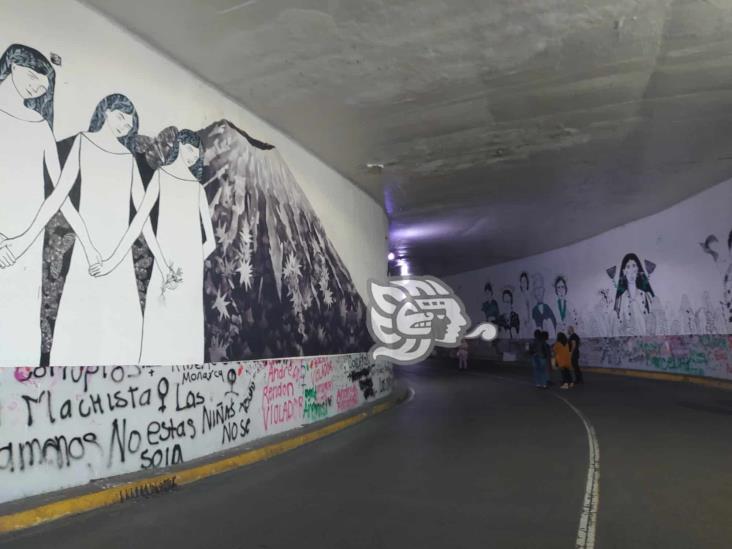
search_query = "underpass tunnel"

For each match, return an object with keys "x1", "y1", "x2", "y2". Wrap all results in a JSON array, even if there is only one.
[{"x1": 0, "y1": 1, "x2": 731, "y2": 548}]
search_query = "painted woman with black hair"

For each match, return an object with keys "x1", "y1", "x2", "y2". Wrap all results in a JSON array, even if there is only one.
[
  {"x1": 613, "y1": 252, "x2": 655, "y2": 336},
  {"x1": 92, "y1": 128, "x2": 216, "y2": 364},
  {"x1": 0, "y1": 44, "x2": 99, "y2": 366},
  {"x1": 46, "y1": 94, "x2": 169, "y2": 365},
  {"x1": 481, "y1": 281, "x2": 500, "y2": 323},
  {"x1": 498, "y1": 288, "x2": 520, "y2": 338}
]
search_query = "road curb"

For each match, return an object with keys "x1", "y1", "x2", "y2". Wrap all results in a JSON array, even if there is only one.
[
  {"x1": 0, "y1": 390, "x2": 407, "y2": 535},
  {"x1": 582, "y1": 366, "x2": 732, "y2": 391}
]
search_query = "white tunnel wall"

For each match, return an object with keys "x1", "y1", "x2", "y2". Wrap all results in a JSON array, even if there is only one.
[
  {"x1": 445, "y1": 178, "x2": 732, "y2": 380},
  {"x1": 0, "y1": 0, "x2": 392, "y2": 504}
]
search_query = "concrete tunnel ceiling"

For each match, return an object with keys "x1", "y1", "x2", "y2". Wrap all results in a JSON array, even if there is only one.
[{"x1": 83, "y1": 0, "x2": 732, "y2": 276}]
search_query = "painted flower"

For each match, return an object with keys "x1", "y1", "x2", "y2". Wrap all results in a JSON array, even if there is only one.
[
  {"x1": 212, "y1": 288, "x2": 231, "y2": 320},
  {"x1": 283, "y1": 252, "x2": 302, "y2": 282},
  {"x1": 238, "y1": 257, "x2": 254, "y2": 290}
]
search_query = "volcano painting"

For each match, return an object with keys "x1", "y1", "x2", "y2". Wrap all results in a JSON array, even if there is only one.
[{"x1": 198, "y1": 121, "x2": 372, "y2": 361}]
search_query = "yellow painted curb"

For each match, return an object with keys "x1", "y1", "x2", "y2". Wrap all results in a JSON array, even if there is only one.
[
  {"x1": 583, "y1": 367, "x2": 732, "y2": 391},
  {"x1": 0, "y1": 393, "x2": 404, "y2": 534}
]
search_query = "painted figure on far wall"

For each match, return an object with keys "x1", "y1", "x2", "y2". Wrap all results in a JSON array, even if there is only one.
[
  {"x1": 613, "y1": 252, "x2": 655, "y2": 336},
  {"x1": 0, "y1": 44, "x2": 98, "y2": 366},
  {"x1": 531, "y1": 273, "x2": 556, "y2": 338},
  {"x1": 518, "y1": 271, "x2": 532, "y2": 337},
  {"x1": 481, "y1": 281, "x2": 500, "y2": 323},
  {"x1": 554, "y1": 275, "x2": 579, "y2": 333},
  {"x1": 91, "y1": 128, "x2": 216, "y2": 364},
  {"x1": 498, "y1": 288, "x2": 520, "y2": 338}
]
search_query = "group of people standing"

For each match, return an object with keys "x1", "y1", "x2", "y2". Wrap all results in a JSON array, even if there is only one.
[{"x1": 529, "y1": 326, "x2": 583, "y2": 389}]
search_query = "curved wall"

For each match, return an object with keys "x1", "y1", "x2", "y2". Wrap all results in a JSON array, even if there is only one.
[
  {"x1": 445, "y1": 179, "x2": 732, "y2": 380},
  {"x1": 0, "y1": 355, "x2": 393, "y2": 504},
  {"x1": 0, "y1": 1, "x2": 392, "y2": 505}
]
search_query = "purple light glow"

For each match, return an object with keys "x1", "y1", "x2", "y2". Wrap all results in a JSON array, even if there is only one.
[{"x1": 390, "y1": 221, "x2": 456, "y2": 241}]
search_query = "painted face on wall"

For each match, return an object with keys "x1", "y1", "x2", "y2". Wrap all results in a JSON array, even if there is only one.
[
  {"x1": 104, "y1": 109, "x2": 134, "y2": 138},
  {"x1": 520, "y1": 275, "x2": 529, "y2": 291},
  {"x1": 623, "y1": 258, "x2": 639, "y2": 282},
  {"x1": 11, "y1": 63, "x2": 49, "y2": 99},
  {"x1": 179, "y1": 142, "x2": 200, "y2": 168},
  {"x1": 533, "y1": 286, "x2": 544, "y2": 303},
  {"x1": 555, "y1": 279, "x2": 567, "y2": 297},
  {"x1": 484, "y1": 287, "x2": 493, "y2": 299}
]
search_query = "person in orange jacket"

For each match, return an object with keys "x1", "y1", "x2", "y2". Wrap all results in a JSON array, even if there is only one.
[{"x1": 553, "y1": 332, "x2": 574, "y2": 389}]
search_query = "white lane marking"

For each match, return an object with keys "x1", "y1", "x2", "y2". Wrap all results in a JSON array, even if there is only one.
[
  {"x1": 485, "y1": 373, "x2": 600, "y2": 549},
  {"x1": 552, "y1": 393, "x2": 600, "y2": 549}
]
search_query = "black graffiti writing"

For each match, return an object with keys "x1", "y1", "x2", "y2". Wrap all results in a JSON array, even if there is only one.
[
  {"x1": 21, "y1": 387, "x2": 153, "y2": 426},
  {"x1": 157, "y1": 377, "x2": 169, "y2": 412},
  {"x1": 0, "y1": 432, "x2": 100, "y2": 473},
  {"x1": 14, "y1": 366, "x2": 143, "y2": 393},
  {"x1": 238, "y1": 380, "x2": 255, "y2": 414},
  {"x1": 147, "y1": 418, "x2": 197, "y2": 446},
  {"x1": 180, "y1": 369, "x2": 224, "y2": 384},
  {"x1": 175, "y1": 383, "x2": 204, "y2": 411},
  {"x1": 221, "y1": 417, "x2": 251, "y2": 445},
  {"x1": 202, "y1": 400, "x2": 236, "y2": 434},
  {"x1": 140, "y1": 445, "x2": 184, "y2": 470}
]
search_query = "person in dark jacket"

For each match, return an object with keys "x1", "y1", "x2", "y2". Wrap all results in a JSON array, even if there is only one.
[
  {"x1": 541, "y1": 330, "x2": 554, "y2": 386},
  {"x1": 529, "y1": 329, "x2": 547, "y2": 388},
  {"x1": 568, "y1": 325, "x2": 583, "y2": 384}
]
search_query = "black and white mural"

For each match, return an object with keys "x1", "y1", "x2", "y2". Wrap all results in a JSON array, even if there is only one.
[
  {"x1": 444, "y1": 173, "x2": 732, "y2": 380},
  {"x1": 0, "y1": 44, "x2": 372, "y2": 367}
]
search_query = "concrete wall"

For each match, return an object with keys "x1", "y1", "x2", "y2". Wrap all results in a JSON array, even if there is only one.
[
  {"x1": 0, "y1": 355, "x2": 393, "y2": 504},
  {"x1": 0, "y1": 0, "x2": 387, "y2": 367},
  {"x1": 445, "y1": 179, "x2": 732, "y2": 380}
]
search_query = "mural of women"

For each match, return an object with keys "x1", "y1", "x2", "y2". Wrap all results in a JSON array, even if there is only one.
[
  {"x1": 613, "y1": 253, "x2": 655, "y2": 336},
  {"x1": 49, "y1": 94, "x2": 167, "y2": 365},
  {"x1": 92, "y1": 129, "x2": 215, "y2": 364},
  {"x1": 0, "y1": 44, "x2": 99, "y2": 366}
]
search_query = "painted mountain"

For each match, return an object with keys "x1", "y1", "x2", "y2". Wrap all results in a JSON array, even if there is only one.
[
  {"x1": 198, "y1": 120, "x2": 372, "y2": 361},
  {"x1": 38, "y1": 120, "x2": 372, "y2": 365}
]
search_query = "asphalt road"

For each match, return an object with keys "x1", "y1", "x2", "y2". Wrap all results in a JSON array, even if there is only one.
[{"x1": 4, "y1": 359, "x2": 732, "y2": 548}]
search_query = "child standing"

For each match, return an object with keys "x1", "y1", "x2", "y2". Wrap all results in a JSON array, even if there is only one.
[{"x1": 457, "y1": 339, "x2": 469, "y2": 370}]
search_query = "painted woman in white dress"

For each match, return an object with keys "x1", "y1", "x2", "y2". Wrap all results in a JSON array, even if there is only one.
[
  {"x1": 92, "y1": 129, "x2": 215, "y2": 364},
  {"x1": 0, "y1": 44, "x2": 100, "y2": 366}
]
